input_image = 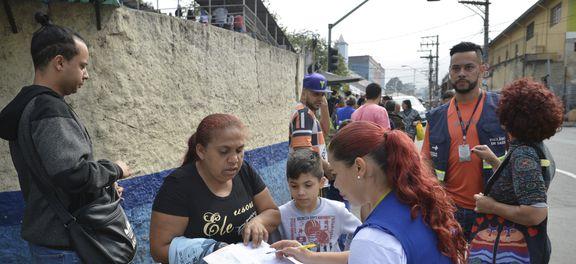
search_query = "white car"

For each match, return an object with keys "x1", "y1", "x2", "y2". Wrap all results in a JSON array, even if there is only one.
[{"x1": 392, "y1": 95, "x2": 427, "y2": 125}]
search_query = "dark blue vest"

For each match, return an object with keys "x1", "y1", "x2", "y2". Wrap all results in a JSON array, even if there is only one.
[
  {"x1": 425, "y1": 92, "x2": 507, "y2": 183},
  {"x1": 354, "y1": 191, "x2": 451, "y2": 264}
]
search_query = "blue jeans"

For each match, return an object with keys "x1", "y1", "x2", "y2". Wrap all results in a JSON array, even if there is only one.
[
  {"x1": 29, "y1": 243, "x2": 82, "y2": 264},
  {"x1": 455, "y1": 206, "x2": 476, "y2": 242}
]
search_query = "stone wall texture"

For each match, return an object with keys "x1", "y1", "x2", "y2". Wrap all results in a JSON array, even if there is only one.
[{"x1": 0, "y1": 0, "x2": 303, "y2": 192}]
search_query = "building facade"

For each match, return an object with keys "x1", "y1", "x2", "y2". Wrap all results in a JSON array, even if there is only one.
[
  {"x1": 348, "y1": 55, "x2": 386, "y2": 86},
  {"x1": 488, "y1": 0, "x2": 576, "y2": 111}
]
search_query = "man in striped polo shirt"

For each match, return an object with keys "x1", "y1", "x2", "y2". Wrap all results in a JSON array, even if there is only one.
[{"x1": 289, "y1": 73, "x2": 332, "y2": 181}]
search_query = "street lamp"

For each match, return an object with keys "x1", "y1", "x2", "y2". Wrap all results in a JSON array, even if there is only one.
[{"x1": 327, "y1": 0, "x2": 370, "y2": 70}]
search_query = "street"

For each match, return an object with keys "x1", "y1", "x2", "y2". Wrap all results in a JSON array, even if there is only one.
[{"x1": 546, "y1": 127, "x2": 576, "y2": 264}]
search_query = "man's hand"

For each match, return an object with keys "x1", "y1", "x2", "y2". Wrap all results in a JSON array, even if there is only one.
[
  {"x1": 113, "y1": 182, "x2": 124, "y2": 197},
  {"x1": 115, "y1": 160, "x2": 132, "y2": 179}
]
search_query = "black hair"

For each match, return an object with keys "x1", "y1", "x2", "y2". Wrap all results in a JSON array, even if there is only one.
[
  {"x1": 365, "y1": 83, "x2": 382, "y2": 100},
  {"x1": 382, "y1": 95, "x2": 392, "y2": 101},
  {"x1": 449, "y1": 42, "x2": 483, "y2": 61},
  {"x1": 384, "y1": 100, "x2": 397, "y2": 112},
  {"x1": 402, "y1": 99, "x2": 412, "y2": 110},
  {"x1": 31, "y1": 12, "x2": 86, "y2": 70},
  {"x1": 346, "y1": 97, "x2": 356, "y2": 106},
  {"x1": 286, "y1": 149, "x2": 323, "y2": 180},
  {"x1": 441, "y1": 90, "x2": 455, "y2": 100}
]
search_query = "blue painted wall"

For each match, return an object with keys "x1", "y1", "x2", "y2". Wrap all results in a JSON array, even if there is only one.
[{"x1": 0, "y1": 142, "x2": 290, "y2": 263}]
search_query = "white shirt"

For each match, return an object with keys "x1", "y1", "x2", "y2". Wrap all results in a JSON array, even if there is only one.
[
  {"x1": 348, "y1": 227, "x2": 407, "y2": 264},
  {"x1": 278, "y1": 198, "x2": 361, "y2": 252}
]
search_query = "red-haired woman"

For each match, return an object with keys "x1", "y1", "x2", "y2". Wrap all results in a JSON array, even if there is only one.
[
  {"x1": 271, "y1": 121, "x2": 466, "y2": 264},
  {"x1": 150, "y1": 114, "x2": 280, "y2": 263},
  {"x1": 468, "y1": 78, "x2": 563, "y2": 263}
]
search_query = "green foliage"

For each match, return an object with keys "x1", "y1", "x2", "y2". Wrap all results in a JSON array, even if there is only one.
[{"x1": 285, "y1": 30, "x2": 347, "y2": 75}]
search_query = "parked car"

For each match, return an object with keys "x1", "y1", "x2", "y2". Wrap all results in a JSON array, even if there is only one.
[{"x1": 393, "y1": 95, "x2": 427, "y2": 125}]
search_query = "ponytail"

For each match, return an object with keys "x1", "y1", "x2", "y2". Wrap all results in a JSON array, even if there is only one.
[
  {"x1": 182, "y1": 133, "x2": 199, "y2": 165},
  {"x1": 329, "y1": 122, "x2": 466, "y2": 263},
  {"x1": 31, "y1": 11, "x2": 86, "y2": 69}
]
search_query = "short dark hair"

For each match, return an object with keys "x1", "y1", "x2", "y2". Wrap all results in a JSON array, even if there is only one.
[
  {"x1": 31, "y1": 12, "x2": 86, "y2": 70},
  {"x1": 402, "y1": 99, "x2": 412, "y2": 110},
  {"x1": 365, "y1": 83, "x2": 382, "y2": 100},
  {"x1": 384, "y1": 100, "x2": 397, "y2": 112},
  {"x1": 286, "y1": 149, "x2": 323, "y2": 180},
  {"x1": 346, "y1": 97, "x2": 356, "y2": 106},
  {"x1": 441, "y1": 90, "x2": 455, "y2": 100},
  {"x1": 382, "y1": 95, "x2": 392, "y2": 101},
  {"x1": 449, "y1": 42, "x2": 483, "y2": 61},
  {"x1": 498, "y1": 78, "x2": 564, "y2": 142}
]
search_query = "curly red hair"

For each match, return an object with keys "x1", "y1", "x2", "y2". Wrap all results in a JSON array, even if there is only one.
[
  {"x1": 329, "y1": 121, "x2": 466, "y2": 263},
  {"x1": 498, "y1": 78, "x2": 564, "y2": 142}
]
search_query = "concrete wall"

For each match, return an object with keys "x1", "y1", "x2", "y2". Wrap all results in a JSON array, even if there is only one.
[
  {"x1": 0, "y1": 1, "x2": 302, "y2": 262},
  {"x1": 0, "y1": 1, "x2": 301, "y2": 191}
]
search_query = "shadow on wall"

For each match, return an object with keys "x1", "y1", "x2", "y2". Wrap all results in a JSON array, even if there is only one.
[{"x1": 0, "y1": 142, "x2": 291, "y2": 263}]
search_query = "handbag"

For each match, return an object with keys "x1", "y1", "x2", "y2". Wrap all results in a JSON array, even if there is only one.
[
  {"x1": 19, "y1": 110, "x2": 137, "y2": 263},
  {"x1": 468, "y1": 143, "x2": 551, "y2": 264},
  {"x1": 415, "y1": 121, "x2": 424, "y2": 141}
]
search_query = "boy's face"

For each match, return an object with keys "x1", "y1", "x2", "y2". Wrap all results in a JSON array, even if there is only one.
[{"x1": 288, "y1": 173, "x2": 325, "y2": 208}]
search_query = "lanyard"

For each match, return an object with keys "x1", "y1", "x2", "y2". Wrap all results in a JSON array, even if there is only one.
[{"x1": 454, "y1": 91, "x2": 483, "y2": 144}]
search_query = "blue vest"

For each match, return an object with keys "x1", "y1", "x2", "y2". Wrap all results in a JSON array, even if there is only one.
[
  {"x1": 425, "y1": 92, "x2": 507, "y2": 183},
  {"x1": 354, "y1": 191, "x2": 451, "y2": 264}
]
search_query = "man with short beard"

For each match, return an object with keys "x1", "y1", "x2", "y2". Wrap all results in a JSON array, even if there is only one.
[
  {"x1": 421, "y1": 42, "x2": 508, "y2": 242},
  {"x1": 289, "y1": 73, "x2": 333, "y2": 186}
]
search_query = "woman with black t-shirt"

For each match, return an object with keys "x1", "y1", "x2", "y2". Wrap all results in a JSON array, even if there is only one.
[{"x1": 150, "y1": 114, "x2": 280, "y2": 263}]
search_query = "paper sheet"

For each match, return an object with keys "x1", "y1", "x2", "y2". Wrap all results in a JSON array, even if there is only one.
[{"x1": 203, "y1": 241, "x2": 302, "y2": 264}]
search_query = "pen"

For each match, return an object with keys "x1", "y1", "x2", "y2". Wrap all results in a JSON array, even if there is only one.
[{"x1": 266, "y1": 243, "x2": 317, "y2": 254}]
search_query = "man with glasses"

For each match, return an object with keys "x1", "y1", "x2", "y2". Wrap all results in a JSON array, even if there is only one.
[{"x1": 421, "y1": 42, "x2": 508, "y2": 241}]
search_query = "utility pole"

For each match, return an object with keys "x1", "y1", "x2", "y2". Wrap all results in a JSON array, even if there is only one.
[
  {"x1": 420, "y1": 35, "x2": 439, "y2": 105},
  {"x1": 327, "y1": 0, "x2": 370, "y2": 69},
  {"x1": 419, "y1": 49, "x2": 434, "y2": 106},
  {"x1": 458, "y1": 0, "x2": 490, "y2": 63}
]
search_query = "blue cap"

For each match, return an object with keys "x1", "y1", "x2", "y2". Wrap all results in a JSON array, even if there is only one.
[{"x1": 303, "y1": 73, "x2": 331, "y2": 93}]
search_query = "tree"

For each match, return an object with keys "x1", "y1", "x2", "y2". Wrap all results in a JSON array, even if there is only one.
[
  {"x1": 285, "y1": 30, "x2": 347, "y2": 75},
  {"x1": 385, "y1": 77, "x2": 404, "y2": 95}
]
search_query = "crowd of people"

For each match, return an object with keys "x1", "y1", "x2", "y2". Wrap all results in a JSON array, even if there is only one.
[
  {"x1": 0, "y1": 12, "x2": 566, "y2": 264},
  {"x1": 171, "y1": 5, "x2": 246, "y2": 33}
]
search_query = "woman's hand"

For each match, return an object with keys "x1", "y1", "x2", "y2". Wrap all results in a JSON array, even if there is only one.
[
  {"x1": 474, "y1": 193, "x2": 496, "y2": 214},
  {"x1": 242, "y1": 217, "x2": 269, "y2": 247},
  {"x1": 471, "y1": 145, "x2": 499, "y2": 164},
  {"x1": 270, "y1": 240, "x2": 312, "y2": 262}
]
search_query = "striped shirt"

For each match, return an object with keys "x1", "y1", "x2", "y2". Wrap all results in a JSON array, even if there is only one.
[{"x1": 289, "y1": 103, "x2": 327, "y2": 160}]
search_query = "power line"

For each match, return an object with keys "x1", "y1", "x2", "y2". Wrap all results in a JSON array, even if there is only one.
[{"x1": 348, "y1": 14, "x2": 475, "y2": 44}]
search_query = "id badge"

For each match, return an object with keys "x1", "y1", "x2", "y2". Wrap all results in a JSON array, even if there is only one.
[{"x1": 458, "y1": 144, "x2": 471, "y2": 162}]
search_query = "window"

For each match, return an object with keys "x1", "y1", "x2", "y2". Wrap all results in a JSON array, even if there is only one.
[
  {"x1": 526, "y1": 22, "x2": 534, "y2": 41},
  {"x1": 515, "y1": 44, "x2": 519, "y2": 57},
  {"x1": 550, "y1": 4, "x2": 562, "y2": 27},
  {"x1": 505, "y1": 50, "x2": 509, "y2": 60}
]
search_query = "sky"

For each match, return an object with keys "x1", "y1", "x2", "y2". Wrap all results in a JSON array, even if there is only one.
[{"x1": 153, "y1": 0, "x2": 540, "y2": 89}]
